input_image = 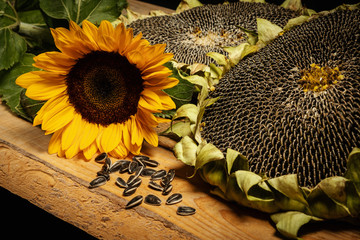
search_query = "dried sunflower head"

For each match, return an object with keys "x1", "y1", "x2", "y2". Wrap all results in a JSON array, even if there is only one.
[
  {"x1": 202, "y1": 8, "x2": 360, "y2": 188},
  {"x1": 128, "y1": 2, "x2": 298, "y2": 65}
]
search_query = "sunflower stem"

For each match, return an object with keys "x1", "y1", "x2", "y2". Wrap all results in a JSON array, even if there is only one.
[{"x1": 18, "y1": 22, "x2": 54, "y2": 45}]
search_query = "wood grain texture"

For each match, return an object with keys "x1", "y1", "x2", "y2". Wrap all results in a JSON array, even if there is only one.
[{"x1": 1, "y1": 0, "x2": 360, "y2": 239}]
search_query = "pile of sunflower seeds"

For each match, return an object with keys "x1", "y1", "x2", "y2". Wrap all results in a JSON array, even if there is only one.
[{"x1": 88, "y1": 153, "x2": 196, "y2": 216}]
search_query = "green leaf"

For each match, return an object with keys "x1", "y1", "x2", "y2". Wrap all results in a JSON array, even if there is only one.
[
  {"x1": 230, "y1": 170, "x2": 277, "y2": 213},
  {"x1": 271, "y1": 211, "x2": 322, "y2": 240},
  {"x1": 18, "y1": 9, "x2": 46, "y2": 25},
  {"x1": 0, "y1": 28, "x2": 27, "y2": 71},
  {"x1": 163, "y1": 62, "x2": 194, "y2": 108},
  {"x1": 0, "y1": 53, "x2": 39, "y2": 120},
  {"x1": 15, "y1": 0, "x2": 40, "y2": 11},
  {"x1": 0, "y1": 0, "x2": 17, "y2": 28},
  {"x1": 266, "y1": 174, "x2": 309, "y2": 212},
  {"x1": 20, "y1": 89, "x2": 45, "y2": 121},
  {"x1": 256, "y1": 18, "x2": 283, "y2": 47},
  {"x1": 200, "y1": 160, "x2": 227, "y2": 192},
  {"x1": 39, "y1": 0, "x2": 128, "y2": 24},
  {"x1": 195, "y1": 142, "x2": 224, "y2": 174},
  {"x1": 173, "y1": 136, "x2": 198, "y2": 166},
  {"x1": 226, "y1": 148, "x2": 249, "y2": 174},
  {"x1": 346, "y1": 147, "x2": 360, "y2": 194},
  {"x1": 172, "y1": 104, "x2": 199, "y2": 124},
  {"x1": 307, "y1": 177, "x2": 351, "y2": 219},
  {"x1": 162, "y1": 120, "x2": 192, "y2": 140}
]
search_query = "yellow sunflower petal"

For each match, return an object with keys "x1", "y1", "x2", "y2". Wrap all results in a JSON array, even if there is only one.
[
  {"x1": 42, "y1": 105, "x2": 75, "y2": 134},
  {"x1": 157, "y1": 90, "x2": 177, "y2": 110},
  {"x1": 83, "y1": 141, "x2": 98, "y2": 160},
  {"x1": 136, "y1": 107, "x2": 159, "y2": 127},
  {"x1": 100, "y1": 123, "x2": 123, "y2": 153},
  {"x1": 16, "y1": 71, "x2": 65, "y2": 89},
  {"x1": 61, "y1": 113, "x2": 82, "y2": 150},
  {"x1": 141, "y1": 124, "x2": 158, "y2": 147},
  {"x1": 82, "y1": 20, "x2": 98, "y2": 43},
  {"x1": 130, "y1": 115, "x2": 143, "y2": 146},
  {"x1": 26, "y1": 80, "x2": 67, "y2": 101},
  {"x1": 110, "y1": 142, "x2": 128, "y2": 158},
  {"x1": 48, "y1": 129, "x2": 63, "y2": 155},
  {"x1": 33, "y1": 94, "x2": 67, "y2": 126},
  {"x1": 143, "y1": 77, "x2": 179, "y2": 90},
  {"x1": 139, "y1": 88, "x2": 165, "y2": 110},
  {"x1": 122, "y1": 119, "x2": 132, "y2": 151},
  {"x1": 79, "y1": 122, "x2": 99, "y2": 150},
  {"x1": 127, "y1": 50, "x2": 145, "y2": 69}
]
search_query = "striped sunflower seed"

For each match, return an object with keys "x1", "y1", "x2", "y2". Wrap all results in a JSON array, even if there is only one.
[
  {"x1": 109, "y1": 160, "x2": 126, "y2": 173},
  {"x1": 142, "y1": 159, "x2": 159, "y2": 168},
  {"x1": 141, "y1": 168, "x2": 156, "y2": 177},
  {"x1": 128, "y1": 161, "x2": 138, "y2": 174},
  {"x1": 115, "y1": 177, "x2": 128, "y2": 188},
  {"x1": 144, "y1": 194, "x2": 162, "y2": 206},
  {"x1": 148, "y1": 181, "x2": 164, "y2": 191},
  {"x1": 151, "y1": 169, "x2": 167, "y2": 180},
  {"x1": 125, "y1": 195, "x2": 143, "y2": 209},
  {"x1": 133, "y1": 155, "x2": 150, "y2": 161},
  {"x1": 128, "y1": 177, "x2": 142, "y2": 188},
  {"x1": 119, "y1": 160, "x2": 131, "y2": 173},
  {"x1": 95, "y1": 152, "x2": 107, "y2": 163},
  {"x1": 166, "y1": 193, "x2": 182, "y2": 205},
  {"x1": 177, "y1": 206, "x2": 196, "y2": 216},
  {"x1": 89, "y1": 176, "x2": 107, "y2": 188},
  {"x1": 123, "y1": 186, "x2": 138, "y2": 196},
  {"x1": 162, "y1": 184, "x2": 173, "y2": 196}
]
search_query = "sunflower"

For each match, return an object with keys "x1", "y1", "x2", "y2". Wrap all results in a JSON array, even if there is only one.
[{"x1": 16, "y1": 20, "x2": 179, "y2": 160}]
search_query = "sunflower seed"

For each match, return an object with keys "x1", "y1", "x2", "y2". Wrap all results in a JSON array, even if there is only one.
[
  {"x1": 134, "y1": 165, "x2": 144, "y2": 178},
  {"x1": 89, "y1": 176, "x2": 107, "y2": 188},
  {"x1": 144, "y1": 194, "x2": 161, "y2": 206},
  {"x1": 123, "y1": 186, "x2": 138, "y2": 196},
  {"x1": 162, "y1": 184, "x2": 173, "y2": 195},
  {"x1": 125, "y1": 195, "x2": 143, "y2": 209},
  {"x1": 166, "y1": 193, "x2": 182, "y2": 205},
  {"x1": 105, "y1": 157, "x2": 112, "y2": 168},
  {"x1": 119, "y1": 160, "x2": 131, "y2": 173},
  {"x1": 142, "y1": 159, "x2": 159, "y2": 168},
  {"x1": 151, "y1": 169, "x2": 167, "y2": 180},
  {"x1": 97, "y1": 171, "x2": 110, "y2": 180},
  {"x1": 109, "y1": 160, "x2": 125, "y2": 173},
  {"x1": 133, "y1": 155, "x2": 150, "y2": 161},
  {"x1": 160, "y1": 175, "x2": 170, "y2": 187},
  {"x1": 133, "y1": 158, "x2": 145, "y2": 167},
  {"x1": 128, "y1": 161, "x2": 138, "y2": 174},
  {"x1": 148, "y1": 181, "x2": 164, "y2": 191},
  {"x1": 127, "y1": 175, "x2": 136, "y2": 185},
  {"x1": 95, "y1": 152, "x2": 107, "y2": 163},
  {"x1": 141, "y1": 168, "x2": 156, "y2": 177},
  {"x1": 128, "y1": 177, "x2": 142, "y2": 188},
  {"x1": 167, "y1": 169, "x2": 176, "y2": 182},
  {"x1": 177, "y1": 206, "x2": 196, "y2": 216},
  {"x1": 115, "y1": 177, "x2": 128, "y2": 188}
]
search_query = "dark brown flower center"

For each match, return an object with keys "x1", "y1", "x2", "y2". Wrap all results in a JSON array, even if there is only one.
[{"x1": 66, "y1": 51, "x2": 143, "y2": 126}]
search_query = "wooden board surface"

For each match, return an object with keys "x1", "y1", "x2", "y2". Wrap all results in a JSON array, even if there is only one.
[{"x1": 1, "y1": 1, "x2": 360, "y2": 239}]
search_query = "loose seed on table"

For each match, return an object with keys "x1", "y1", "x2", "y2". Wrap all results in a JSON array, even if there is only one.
[
  {"x1": 162, "y1": 184, "x2": 173, "y2": 196},
  {"x1": 89, "y1": 176, "x2": 107, "y2": 188},
  {"x1": 128, "y1": 161, "x2": 138, "y2": 174},
  {"x1": 148, "y1": 181, "x2": 164, "y2": 191},
  {"x1": 144, "y1": 194, "x2": 162, "y2": 206},
  {"x1": 123, "y1": 186, "x2": 138, "y2": 196},
  {"x1": 119, "y1": 160, "x2": 131, "y2": 173},
  {"x1": 134, "y1": 165, "x2": 144, "y2": 178},
  {"x1": 109, "y1": 160, "x2": 126, "y2": 173},
  {"x1": 128, "y1": 177, "x2": 142, "y2": 188},
  {"x1": 141, "y1": 168, "x2": 156, "y2": 177},
  {"x1": 115, "y1": 177, "x2": 128, "y2": 188},
  {"x1": 166, "y1": 193, "x2": 182, "y2": 205},
  {"x1": 125, "y1": 195, "x2": 143, "y2": 209},
  {"x1": 151, "y1": 169, "x2": 167, "y2": 180},
  {"x1": 142, "y1": 159, "x2": 159, "y2": 168},
  {"x1": 95, "y1": 152, "x2": 107, "y2": 163},
  {"x1": 177, "y1": 206, "x2": 196, "y2": 216},
  {"x1": 133, "y1": 155, "x2": 150, "y2": 162}
]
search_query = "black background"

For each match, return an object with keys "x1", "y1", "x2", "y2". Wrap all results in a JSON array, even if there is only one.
[{"x1": 2, "y1": 0, "x2": 360, "y2": 239}]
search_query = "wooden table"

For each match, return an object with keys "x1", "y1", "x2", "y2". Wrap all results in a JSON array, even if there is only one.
[{"x1": 1, "y1": 1, "x2": 360, "y2": 239}]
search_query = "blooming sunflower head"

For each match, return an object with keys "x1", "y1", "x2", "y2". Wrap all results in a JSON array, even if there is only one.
[{"x1": 16, "y1": 20, "x2": 179, "y2": 160}]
